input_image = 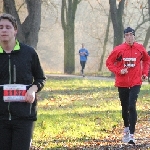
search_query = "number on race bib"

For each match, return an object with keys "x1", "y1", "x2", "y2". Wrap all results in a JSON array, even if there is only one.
[{"x1": 3, "y1": 84, "x2": 27, "y2": 102}]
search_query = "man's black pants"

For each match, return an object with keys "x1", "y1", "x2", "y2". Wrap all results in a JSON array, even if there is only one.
[
  {"x1": 118, "y1": 85, "x2": 141, "y2": 134},
  {"x1": 0, "y1": 119, "x2": 34, "y2": 150},
  {"x1": 80, "y1": 61, "x2": 86, "y2": 73}
]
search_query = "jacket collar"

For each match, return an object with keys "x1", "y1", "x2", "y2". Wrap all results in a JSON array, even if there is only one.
[{"x1": 0, "y1": 40, "x2": 20, "y2": 53}]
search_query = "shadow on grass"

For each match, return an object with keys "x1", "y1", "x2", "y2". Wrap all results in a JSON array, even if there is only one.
[{"x1": 39, "y1": 86, "x2": 118, "y2": 98}]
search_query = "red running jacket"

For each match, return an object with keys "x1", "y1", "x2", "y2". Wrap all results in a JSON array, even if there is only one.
[{"x1": 106, "y1": 42, "x2": 150, "y2": 87}]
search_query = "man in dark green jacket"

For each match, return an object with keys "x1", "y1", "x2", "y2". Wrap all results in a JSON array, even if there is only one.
[{"x1": 0, "y1": 13, "x2": 46, "y2": 150}]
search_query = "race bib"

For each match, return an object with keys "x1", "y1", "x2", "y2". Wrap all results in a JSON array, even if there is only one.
[
  {"x1": 3, "y1": 84, "x2": 27, "y2": 102},
  {"x1": 123, "y1": 58, "x2": 136, "y2": 68}
]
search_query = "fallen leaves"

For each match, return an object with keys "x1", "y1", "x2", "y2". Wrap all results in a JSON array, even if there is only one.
[{"x1": 30, "y1": 115, "x2": 150, "y2": 149}]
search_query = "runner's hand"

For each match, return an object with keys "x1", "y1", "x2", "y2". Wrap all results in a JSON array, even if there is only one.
[
  {"x1": 141, "y1": 74, "x2": 148, "y2": 81},
  {"x1": 121, "y1": 68, "x2": 128, "y2": 74},
  {"x1": 25, "y1": 85, "x2": 38, "y2": 103}
]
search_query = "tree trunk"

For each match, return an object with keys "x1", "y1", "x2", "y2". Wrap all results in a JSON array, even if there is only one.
[
  {"x1": 61, "y1": 0, "x2": 81, "y2": 74},
  {"x1": 99, "y1": 11, "x2": 111, "y2": 71},
  {"x1": 143, "y1": 26, "x2": 150, "y2": 48},
  {"x1": 109, "y1": 0, "x2": 125, "y2": 47},
  {"x1": 3, "y1": 0, "x2": 41, "y2": 49},
  {"x1": 148, "y1": 0, "x2": 150, "y2": 16},
  {"x1": 143, "y1": 0, "x2": 150, "y2": 48}
]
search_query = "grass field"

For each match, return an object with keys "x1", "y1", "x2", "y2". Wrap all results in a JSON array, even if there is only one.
[{"x1": 31, "y1": 77, "x2": 150, "y2": 149}]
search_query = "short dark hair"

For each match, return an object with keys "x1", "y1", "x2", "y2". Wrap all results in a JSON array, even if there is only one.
[{"x1": 0, "y1": 13, "x2": 17, "y2": 30}]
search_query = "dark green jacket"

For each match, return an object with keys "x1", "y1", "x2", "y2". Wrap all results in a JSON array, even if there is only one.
[{"x1": 0, "y1": 41, "x2": 46, "y2": 121}]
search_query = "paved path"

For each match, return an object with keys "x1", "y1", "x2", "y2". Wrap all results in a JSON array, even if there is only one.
[
  {"x1": 46, "y1": 74, "x2": 148, "y2": 85},
  {"x1": 46, "y1": 74, "x2": 114, "y2": 81}
]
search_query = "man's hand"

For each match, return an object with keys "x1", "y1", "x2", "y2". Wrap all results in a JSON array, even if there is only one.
[
  {"x1": 25, "y1": 85, "x2": 38, "y2": 103},
  {"x1": 121, "y1": 68, "x2": 128, "y2": 74},
  {"x1": 141, "y1": 74, "x2": 148, "y2": 81},
  {"x1": 80, "y1": 52, "x2": 85, "y2": 56}
]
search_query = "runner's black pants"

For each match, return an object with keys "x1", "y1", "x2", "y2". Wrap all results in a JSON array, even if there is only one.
[
  {"x1": 118, "y1": 85, "x2": 141, "y2": 134},
  {"x1": 0, "y1": 119, "x2": 34, "y2": 150},
  {"x1": 80, "y1": 61, "x2": 86, "y2": 73}
]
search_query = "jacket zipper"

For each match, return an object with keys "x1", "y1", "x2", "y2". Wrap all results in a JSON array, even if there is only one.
[
  {"x1": 128, "y1": 46, "x2": 133, "y2": 87},
  {"x1": 7, "y1": 54, "x2": 32, "y2": 118},
  {"x1": 13, "y1": 62, "x2": 32, "y2": 115},
  {"x1": 8, "y1": 55, "x2": 11, "y2": 120}
]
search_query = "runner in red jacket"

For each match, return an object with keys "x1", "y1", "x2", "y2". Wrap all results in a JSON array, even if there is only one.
[{"x1": 106, "y1": 27, "x2": 150, "y2": 145}]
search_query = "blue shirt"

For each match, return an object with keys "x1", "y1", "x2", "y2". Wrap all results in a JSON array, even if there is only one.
[{"x1": 79, "y1": 48, "x2": 89, "y2": 61}]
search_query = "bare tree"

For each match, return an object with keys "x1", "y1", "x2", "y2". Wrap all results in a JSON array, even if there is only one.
[
  {"x1": 109, "y1": 0, "x2": 125, "y2": 47},
  {"x1": 61, "y1": 0, "x2": 81, "y2": 74},
  {"x1": 148, "y1": 0, "x2": 150, "y2": 16},
  {"x1": 99, "y1": 11, "x2": 111, "y2": 71},
  {"x1": 3, "y1": 0, "x2": 41, "y2": 49},
  {"x1": 143, "y1": 0, "x2": 150, "y2": 47},
  {"x1": 127, "y1": 0, "x2": 150, "y2": 48},
  {"x1": 109, "y1": 0, "x2": 150, "y2": 48}
]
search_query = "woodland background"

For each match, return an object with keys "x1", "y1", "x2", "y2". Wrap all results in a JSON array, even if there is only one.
[{"x1": 0, "y1": 0, "x2": 150, "y2": 74}]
